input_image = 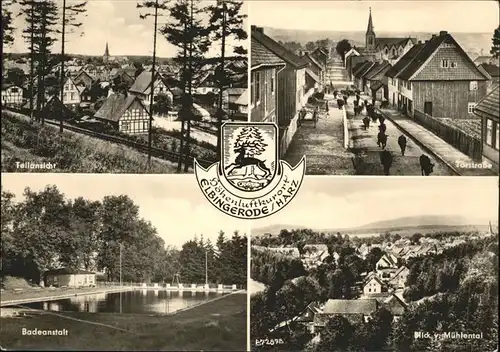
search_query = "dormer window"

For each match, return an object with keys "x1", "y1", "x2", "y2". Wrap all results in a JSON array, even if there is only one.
[{"x1": 441, "y1": 59, "x2": 449, "y2": 68}]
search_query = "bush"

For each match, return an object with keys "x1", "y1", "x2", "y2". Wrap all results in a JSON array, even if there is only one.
[{"x1": 2, "y1": 276, "x2": 35, "y2": 290}]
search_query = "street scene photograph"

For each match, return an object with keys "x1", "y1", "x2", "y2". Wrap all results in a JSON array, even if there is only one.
[
  {"x1": 249, "y1": 0, "x2": 499, "y2": 176},
  {"x1": 250, "y1": 177, "x2": 498, "y2": 351},
  {"x1": 0, "y1": 173, "x2": 248, "y2": 351},
  {"x1": 1, "y1": 0, "x2": 248, "y2": 174}
]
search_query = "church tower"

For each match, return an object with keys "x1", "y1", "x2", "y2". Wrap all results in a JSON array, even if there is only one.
[
  {"x1": 103, "y1": 42, "x2": 110, "y2": 63},
  {"x1": 366, "y1": 7, "x2": 376, "y2": 50}
]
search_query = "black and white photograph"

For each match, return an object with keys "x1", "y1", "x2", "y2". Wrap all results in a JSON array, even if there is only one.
[
  {"x1": 249, "y1": 0, "x2": 499, "y2": 176},
  {"x1": 250, "y1": 177, "x2": 498, "y2": 352},
  {"x1": 1, "y1": 0, "x2": 248, "y2": 174},
  {"x1": 0, "y1": 174, "x2": 248, "y2": 351}
]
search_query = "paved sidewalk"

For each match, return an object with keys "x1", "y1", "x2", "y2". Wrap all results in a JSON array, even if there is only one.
[{"x1": 379, "y1": 107, "x2": 497, "y2": 176}]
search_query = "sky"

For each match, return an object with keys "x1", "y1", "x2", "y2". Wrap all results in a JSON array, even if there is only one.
[
  {"x1": 1, "y1": 174, "x2": 248, "y2": 249},
  {"x1": 253, "y1": 177, "x2": 499, "y2": 230},
  {"x1": 249, "y1": 0, "x2": 499, "y2": 33},
  {"x1": 6, "y1": 0, "x2": 249, "y2": 57}
]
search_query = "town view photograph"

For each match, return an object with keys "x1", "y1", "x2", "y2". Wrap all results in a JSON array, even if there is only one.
[
  {"x1": 250, "y1": 177, "x2": 498, "y2": 351},
  {"x1": 0, "y1": 174, "x2": 248, "y2": 351},
  {"x1": 1, "y1": 0, "x2": 248, "y2": 174},
  {"x1": 250, "y1": 0, "x2": 499, "y2": 176}
]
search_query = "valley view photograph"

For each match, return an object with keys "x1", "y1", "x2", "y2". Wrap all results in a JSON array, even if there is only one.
[
  {"x1": 249, "y1": 0, "x2": 499, "y2": 176},
  {"x1": 1, "y1": 0, "x2": 248, "y2": 174},
  {"x1": 0, "y1": 174, "x2": 248, "y2": 351},
  {"x1": 250, "y1": 177, "x2": 499, "y2": 352}
]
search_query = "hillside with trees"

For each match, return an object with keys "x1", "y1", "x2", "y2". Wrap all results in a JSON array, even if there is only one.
[{"x1": 251, "y1": 228, "x2": 498, "y2": 352}]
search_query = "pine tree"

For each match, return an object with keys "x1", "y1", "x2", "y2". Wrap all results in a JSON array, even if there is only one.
[
  {"x1": 19, "y1": 0, "x2": 60, "y2": 123},
  {"x1": 1, "y1": 0, "x2": 15, "y2": 48},
  {"x1": 207, "y1": 0, "x2": 248, "y2": 158},
  {"x1": 59, "y1": 0, "x2": 87, "y2": 133},
  {"x1": 162, "y1": 0, "x2": 210, "y2": 173},
  {"x1": 490, "y1": 26, "x2": 500, "y2": 58}
]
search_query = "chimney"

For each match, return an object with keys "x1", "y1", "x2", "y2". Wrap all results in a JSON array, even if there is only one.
[
  {"x1": 251, "y1": 25, "x2": 263, "y2": 34},
  {"x1": 431, "y1": 34, "x2": 436, "y2": 38},
  {"x1": 418, "y1": 40, "x2": 422, "y2": 44},
  {"x1": 439, "y1": 30, "x2": 448, "y2": 36}
]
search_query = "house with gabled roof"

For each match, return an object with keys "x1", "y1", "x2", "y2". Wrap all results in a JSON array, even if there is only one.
[
  {"x1": 303, "y1": 52, "x2": 325, "y2": 83},
  {"x1": 251, "y1": 25, "x2": 310, "y2": 157},
  {"x1": 473, "y1": 85, "x2": 499, "y2": 173},
  {"x1": 94, "y1": 93, "x2": 150, "y2": 135},
  {"x1": 1, "y1": 83, "x2": 24, "y2": 105},
  {"x1": 301, "y1": 244, "x2": 329, "y2": 269},
  {"x1": 388, "y1": 266, "x2": 410, "y2": 291},
  {"x1": 314, "y1": 299, "x2": 379, "y2": 327},
  {"x1": 353, "y1": 61, "x2": 374, "y2": 91},
  {"x1": 363, "y1": 272, "x2": 388, "y2": 295},
  {"x1": 129, "y1": 71, "x2": 172, "y2": 107},
  {"x1": 376, "y1": 253, "x2": 399, "y2": 281},
  {"x1": 73, "y1": 69, "x2": 94, "y2": 90},
  {"x1": 381, "y1": 293, "x2": 408, "y2": 321},
  {"x1": 310, "y1": 47, "x2": 329, "y2": 69},
  {"x1": 386, "y1": 31, "x2": 490, "y2": 119}
]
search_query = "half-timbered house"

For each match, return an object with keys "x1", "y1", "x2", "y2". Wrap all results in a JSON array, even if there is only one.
[
  {"x1": 1, "y1": 83, "x2": 24, "y2": 105},
  {"x1": 94, "y1": 93, "x2": 150, "y2": 135}
]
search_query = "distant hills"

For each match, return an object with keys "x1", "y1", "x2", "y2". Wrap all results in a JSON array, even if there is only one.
[
  {"x1": 252, "y1": 215, "x2": 497, "y2": 237},
  {"x1": 263, "y1": 27, "x2": 493, "y2": 57}
]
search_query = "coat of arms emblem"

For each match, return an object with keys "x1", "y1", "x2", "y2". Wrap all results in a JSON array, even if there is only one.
[{"x1": 195, "y1": 122, "x2": 306, "y2": 219}]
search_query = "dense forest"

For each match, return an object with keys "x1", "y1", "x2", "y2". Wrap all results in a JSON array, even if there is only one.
[
  {"x1": 1, "y1": 186, "x2": 247, "y2": 286},
  {"x1": 251, "y1": 228, "x2": 498, "y2": 352}
]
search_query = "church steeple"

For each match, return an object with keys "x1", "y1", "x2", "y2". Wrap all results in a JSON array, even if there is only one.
[
  {"x1": 104, "y1": 42, "x2": 110, "y2": 57},
  {"x1": 366, "y1": 7, "x2": 376, "y2": 50}
]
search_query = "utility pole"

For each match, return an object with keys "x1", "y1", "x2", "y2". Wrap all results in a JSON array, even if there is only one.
[
  {"x1": 183, "y1": 0, "x2": 194, "y2": 172},
  {"x1": 119, "y1": 243, "x2": 122, "y2": 313},
  {"x1": 147, "y1": 0, "x2": 159, "y2": 170},
  {"x1": 216, "y1": 0, "x2": 227, "y2": 159},
  {"x1": 59, "y1": 0, "x2": 66, "y2": 133}
]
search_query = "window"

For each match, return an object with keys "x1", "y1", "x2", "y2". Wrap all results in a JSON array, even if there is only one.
[
  {"x1": 450, "y1": 62, "x2": 457, "y2": 68},
  {"x1": 385, "y1": 48, "x2": 389, "y2": 55},
  {"x1": 469, "y1": 81, "x2": 478, "y2": 91},
  {"x1": 441, "y1": 59, "x2": 449, "y2": 68},
  {"x1": 486, "y1": 119, "x2": 493, "y2": 146},
  {"x1": 11, "y1": 88, "x2": 18, "y2": 93},
  {"x1": 143, "y1": 121, "x2": 148, "y2": 131},
  {"x1": 271, "y1": 70, "x2": 275, "y2": 95},
  {"x1": 122, "y1": 122, "x2": 130, "y2": 131},
  {"x1": 255, "y1": 71, "x2": 261, "y2": 105},
  {"x1": 70, "y1": 92, "x2": 75, "y2": 100},
  {"x1": 468, "y1": 102, "x2": 476, "y2": 114},
  {"x1": 496, "y1": 123, "x2": 499, "y2": 150}
]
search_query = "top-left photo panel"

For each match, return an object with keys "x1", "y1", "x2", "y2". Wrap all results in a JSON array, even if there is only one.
[{"x1": 1, "y1": 0, "x2": 249, "y2": 174}]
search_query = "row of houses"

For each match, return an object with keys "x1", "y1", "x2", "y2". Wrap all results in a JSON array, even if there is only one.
[
  {"x1": 250, "y1": 25, "x2": 328, "y2": 156},
  {"x1": 342, "y1": 8, "x2": 499, "y2": 172}
]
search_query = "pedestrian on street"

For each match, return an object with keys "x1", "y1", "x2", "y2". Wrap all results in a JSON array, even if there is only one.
[{"x1": 325, "y1": 100, "x2": 329, "y2": 113}]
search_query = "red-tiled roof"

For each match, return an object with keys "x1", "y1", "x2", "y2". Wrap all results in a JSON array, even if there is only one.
[
  {"x1": 251, "y1": 27, "x2": 309, "y2": 69},
  {"x1": 474, "y1": 85, "x2": 499, "y2": 120},
  {"x1": 251, "y1": 37, "x2": 285, "y2": 68},
  {"x1": 386, "y1": 43, "x2": 424, "y2": 78}
]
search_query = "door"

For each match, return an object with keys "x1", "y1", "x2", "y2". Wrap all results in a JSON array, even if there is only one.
[{"x1": 424, "y1": 101, "x2": 432, "y2": 116}]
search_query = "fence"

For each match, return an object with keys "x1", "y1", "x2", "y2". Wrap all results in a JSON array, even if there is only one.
[
  {"x1": 413, "y1": 109, "x2": 482, "y2": 160},
  {"x1": 342, "y1": 105, "x2": 348, "y2": 149},
  {"x1": 96, "y1": 281, "x2": 243, "y2": 290}
]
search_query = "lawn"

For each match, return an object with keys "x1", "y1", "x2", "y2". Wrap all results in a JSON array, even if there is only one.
[
  {"x1": 0, "y1": 292, "x2": 247, "y2": 351},
  {"x1": 1, "y1": 110, "x2": 177, "y2": 173}
]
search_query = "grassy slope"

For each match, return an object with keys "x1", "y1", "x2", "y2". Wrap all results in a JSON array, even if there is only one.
[
  {"x1": 1, "y1": 111, "x2": 178, "y2": 173},
  {"x1": 0, "y1": 293, "x2": 247, "y2": 351}
]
